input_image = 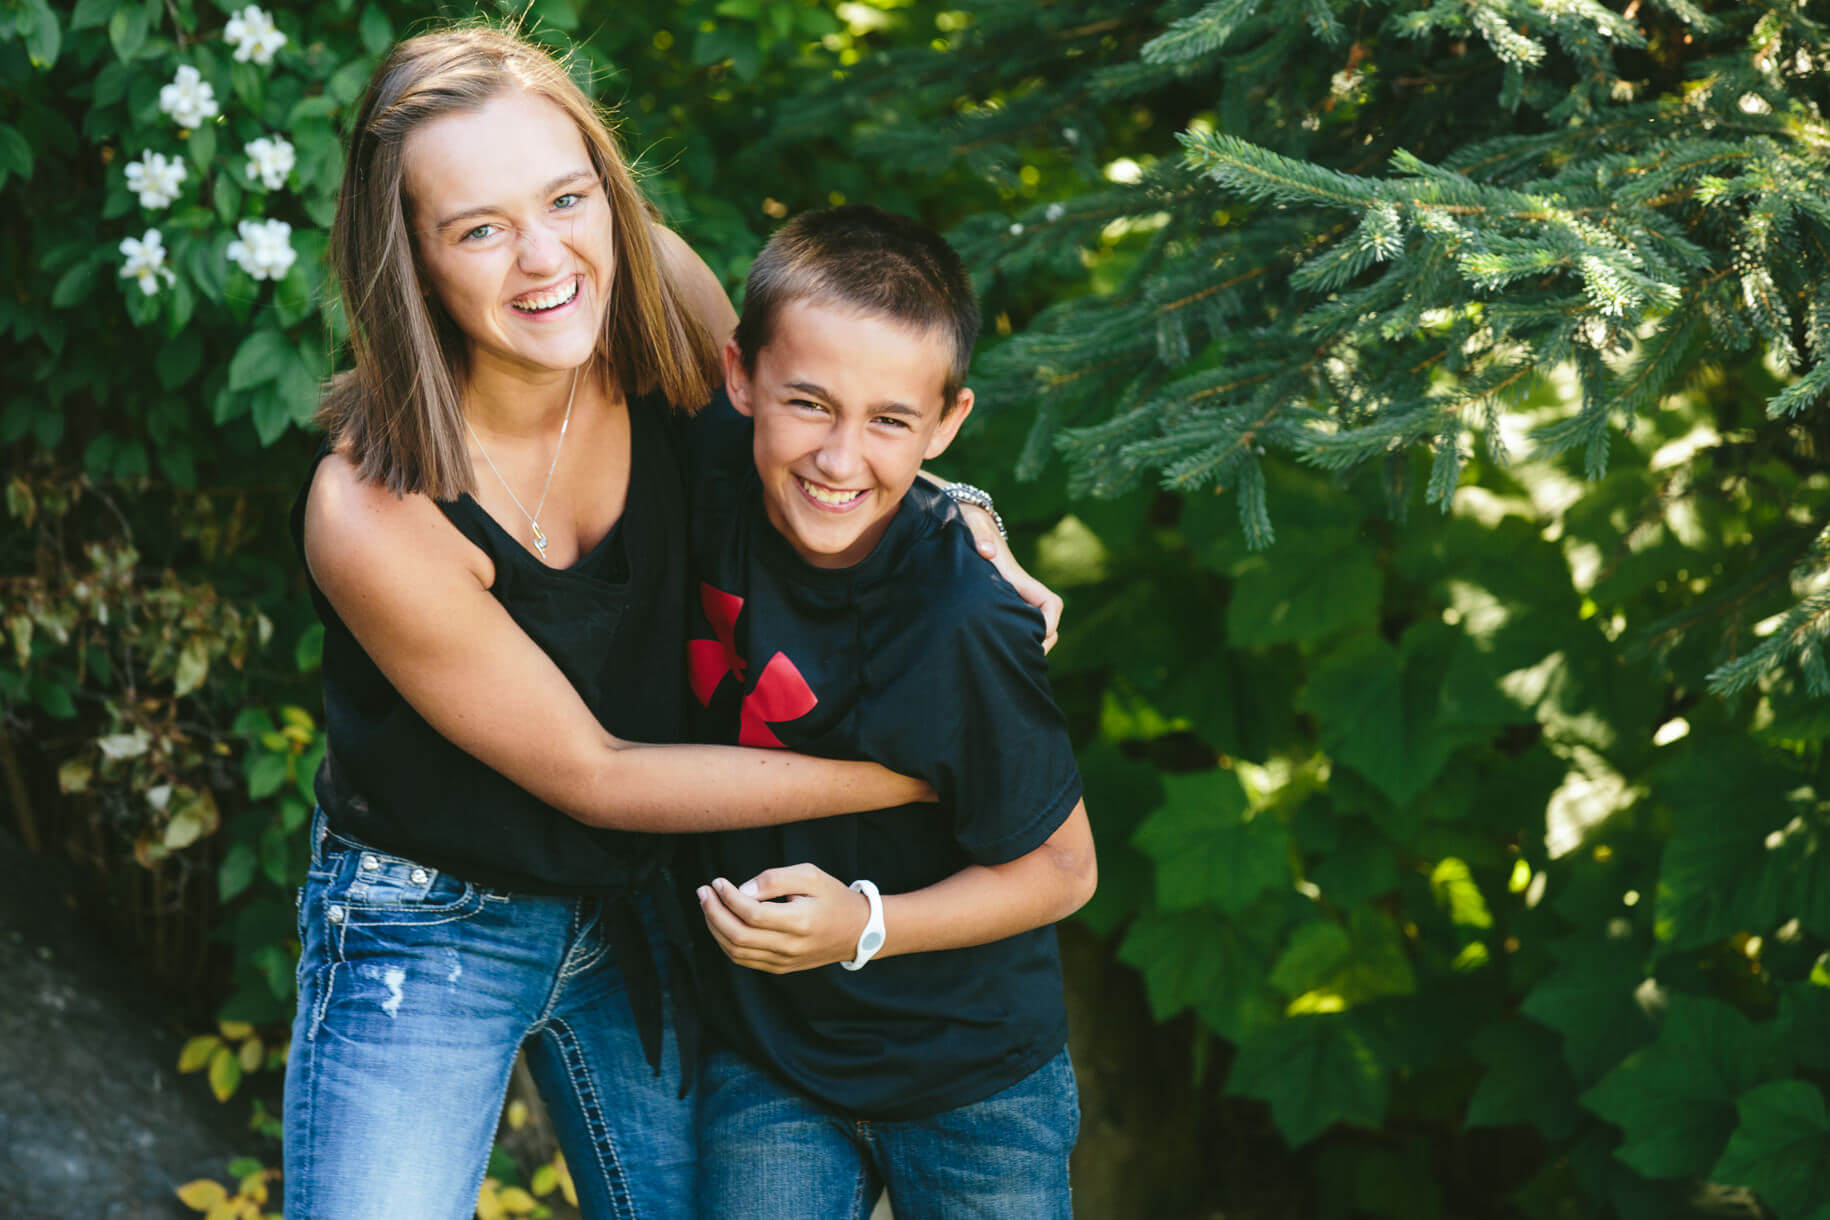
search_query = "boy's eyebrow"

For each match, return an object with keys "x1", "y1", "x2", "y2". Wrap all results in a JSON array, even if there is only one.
[
  {"x1": 782, "y1": 381, "x2": 923, "y2": 418},
  {"x1": 433, "y1": 170, "x2": 597, "y2": 232}
]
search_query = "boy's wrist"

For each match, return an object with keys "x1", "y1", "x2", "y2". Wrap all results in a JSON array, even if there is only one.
[{"x1": 840, "y1": 879, "x2": 886, "y2": 970}]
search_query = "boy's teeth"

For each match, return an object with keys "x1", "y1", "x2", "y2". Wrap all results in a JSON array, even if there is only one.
[
  {"x1": 511, "y1": 279, "x2": 578, "y2": 312},
  {"x1": 799, "y1": 478, "x2": 863, "y2": 505}
]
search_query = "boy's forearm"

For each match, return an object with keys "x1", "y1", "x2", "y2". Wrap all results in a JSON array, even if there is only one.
[{"x1": 876, "y1": 800, "x2": 1095, "y2": 959}]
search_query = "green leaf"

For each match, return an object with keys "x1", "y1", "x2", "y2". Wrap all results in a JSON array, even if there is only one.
[
  {"x1": 107, "y1": 4, "x2": 148, "y2": 61},
  {"x1": 21, "y1": 0, "x2": 62, "y2": 69},
  {"x1": 1117, "y1": 907, "x2": 1281, "y2": 1043},
  {"x1": 295, "y1": 622, "x2": 324, "y2": 672},
  {"x1": 1652, "y1": 744, "x2": 1806, "y2": 953},
  {"x1": 1131, "y1": 769, "x2": 1289, "y2": 914},
  {"x1": 1225, "y1": 528, "x2": 1383, "y2": 647},
  {"x1": 1711, "y1": 1082, "x2": 1830, "y2": 1220},
  {"x1": 173, "y1": 637, "x2": 210, "y2": 696},
  {"x1": 187, "y1": 121, "x2": 216, "y2": 173},
  {"x1": 1581, "y1": 993, "x2": 1790, "y2": 1179},
  {"x1": 358, "y1": 3, "x2": 391, "y2": 55},
  {"x1": 1520, "y1": 935, "x2": 1653, "y2": 1084},
  {"x1": 51, "y1": 259, "x2": 100, "y2": 309},
  {"x1": 1429, "y1": 857, "x2": 1493, "y2": 929},
  {"x1": 228, "y1": 329, "x2": 291, "y2": 391},
  {"x1": 1300, "y1": 624, "x2": 1483, "y2": 807},
  {"x1": 218, "y1": 842, "x2": 257, "y2": 902},
  {"x1": 250, "y1": 388, "x2": 292, "y2": 446},
  {"x1": 0, "y1": 124, "x2": 32, "y2": 181},
  {"x1": 71, "y1": 0, "x2": 115, "y2": 29},
  {"x1": 157, "y1": 330, "x2": 204, "y2": 389},
  {"x1": 1269, "y1": 906, "x2": 1416, "y2": 1010},
  {"x1": 245, "y1": 750, "x2": 288, "y2": 800},
  {"x1": 1465, "y1": 1018, "x2": 1581, "y2": 1138},
  {"x1": 1226, "y1": 1014, "x2": 1389, "y2": 1146}
]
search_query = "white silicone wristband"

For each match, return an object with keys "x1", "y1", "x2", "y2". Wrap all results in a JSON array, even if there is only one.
[{"x1": 841, "y1": 879, "x2": 885, "y2": 971}]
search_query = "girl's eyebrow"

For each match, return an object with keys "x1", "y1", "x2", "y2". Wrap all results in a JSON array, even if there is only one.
[{"x1": 433, "y1": 169, "x2": 596, "y2": 232}]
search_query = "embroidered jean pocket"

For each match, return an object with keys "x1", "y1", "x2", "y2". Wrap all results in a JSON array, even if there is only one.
[{"x1": 321, "y1": 844, "x2": 482, "y2": 924}]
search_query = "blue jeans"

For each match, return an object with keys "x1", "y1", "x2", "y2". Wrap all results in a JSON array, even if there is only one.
[
  {"x1": 697, "y1": 1046, "x2": 1079, "y2": 1220},
  {"x1": 283, "y1": 810, "x2": 692, "y2": 1219}
]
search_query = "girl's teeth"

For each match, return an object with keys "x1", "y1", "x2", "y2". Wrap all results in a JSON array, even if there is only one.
[{"x1": 512, "y1": 279, "x2": 578, "y2": 312}]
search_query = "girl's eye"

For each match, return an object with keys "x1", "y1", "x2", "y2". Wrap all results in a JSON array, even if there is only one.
[
  {"x1": 461, "y1": 223, "x2": 497, "y2": 242},
  {"x1": 553, "y1": 192, "x2": 582, "y2": 210}
]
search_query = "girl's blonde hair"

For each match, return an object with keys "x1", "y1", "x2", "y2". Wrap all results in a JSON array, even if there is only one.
[{"x1": 318, "y1": 24, "x2": 717, "y2": 499}]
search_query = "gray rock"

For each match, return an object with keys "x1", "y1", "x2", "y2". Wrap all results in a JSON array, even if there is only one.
[{"x1": 0, "y1": 830, "x2": 257, "y2": 1220}]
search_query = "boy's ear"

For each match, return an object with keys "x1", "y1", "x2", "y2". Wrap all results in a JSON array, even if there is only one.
[
  {"x1": 722, "y1": 339, "x2": 755, "y2": 417},
  {"x1": 924, "y1": 388, "x2": 974, "y2": 460}
]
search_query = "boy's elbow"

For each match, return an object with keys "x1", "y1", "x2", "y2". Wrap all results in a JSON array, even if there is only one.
[
  {"x1": 1067, "y1": 847, "x2": 1098, "y2": 916},
  {"x1": 1049, "y1": 839, "x2": 1097, "y2": 921}
]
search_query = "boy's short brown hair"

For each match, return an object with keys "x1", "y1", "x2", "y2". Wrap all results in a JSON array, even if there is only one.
[{"x1": 734, "y1": 205, "x2": 980, "y2": 410}]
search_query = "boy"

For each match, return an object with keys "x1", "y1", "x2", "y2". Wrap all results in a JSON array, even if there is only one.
[{"x1": 683, "y1": 205, "x2": 1096, "y2": 1219}]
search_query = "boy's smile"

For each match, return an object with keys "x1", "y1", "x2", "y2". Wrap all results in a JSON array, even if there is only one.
[{"x1": 725, "y1": 301, "x2": 972, "y2": 570}]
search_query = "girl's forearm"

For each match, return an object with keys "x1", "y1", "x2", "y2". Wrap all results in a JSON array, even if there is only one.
[{"x1": 568, "y1": 740, "x2": 930, "y2": 832}]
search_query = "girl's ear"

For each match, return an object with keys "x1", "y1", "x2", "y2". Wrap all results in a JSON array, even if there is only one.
[
  {"x1": 722, "y1": 338, "x2": 755, "y2": 416},
  {"x1": 924, "y1": 388, "x2": 974, "y2": 460}
]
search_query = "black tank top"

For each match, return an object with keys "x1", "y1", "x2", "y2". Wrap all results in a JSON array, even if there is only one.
[{"x1": 289, "y1": 391, "x2": 690, "y2": 895}]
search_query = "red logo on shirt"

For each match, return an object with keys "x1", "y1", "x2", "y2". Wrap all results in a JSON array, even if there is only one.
[{"x1": 688, "y1": 582, "x2": 818, "y2": 748}]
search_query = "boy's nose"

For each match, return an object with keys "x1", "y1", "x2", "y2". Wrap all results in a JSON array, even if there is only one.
[{"x1": 814, "y1": 424, "x2": 864, "y2": 481}]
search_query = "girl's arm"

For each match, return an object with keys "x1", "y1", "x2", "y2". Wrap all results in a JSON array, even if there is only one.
[
  {"x1": 696, "y1": 800, "x2": 1096, "y2": 972},
  {"x1": 304, "y1": 452, "x2": 930, "y2": 832}
]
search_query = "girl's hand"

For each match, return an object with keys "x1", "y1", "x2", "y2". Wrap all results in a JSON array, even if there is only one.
[
  {"x1": 956, "y1": 506, "x2": 1062, "y2": 653},
  {"x1": 695, "y1": 864, "x2": 870, "y2": 974}
]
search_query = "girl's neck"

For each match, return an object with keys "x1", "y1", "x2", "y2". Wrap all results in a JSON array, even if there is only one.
[{"x1": 463, "y1": 354, "x2": 609, "y2": 439}]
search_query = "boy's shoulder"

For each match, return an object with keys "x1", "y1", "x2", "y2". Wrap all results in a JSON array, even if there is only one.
[{"x1": 877, "y1": 483, "x2": 1047, "y2": 652}]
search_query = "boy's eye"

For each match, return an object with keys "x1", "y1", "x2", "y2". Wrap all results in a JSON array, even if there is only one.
[
  {"x1": 789, "y1": 398, "x2": 828, "y2": 412},
  {"x1": 874, "y1": 416, "x2": 911, "y2": 430}
]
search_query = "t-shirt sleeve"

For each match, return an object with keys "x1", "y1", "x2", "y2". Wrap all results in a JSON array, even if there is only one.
[{"x1": 858, "y1": 561, "x2": 1084, "y2": 866}]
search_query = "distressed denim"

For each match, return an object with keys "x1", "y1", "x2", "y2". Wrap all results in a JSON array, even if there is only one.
[
  {"x1": 696, "y1": 1046, "x2": 1079, "y2": 1220},
  {"x1": 283, "y1": 810, "x2": 692, "y2": 1220}
]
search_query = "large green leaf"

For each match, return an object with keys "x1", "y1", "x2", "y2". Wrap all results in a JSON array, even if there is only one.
[
  {"x1": 1581, "y1": 993, "x2": 1790, "y2": 1179},
  {"x1": 1711, "y1": 1082, "x2": 1830, "y2": 1220},
  {"x1": 1268, "y1": 906, "x2": 1416, "y2": 1009},
  {"x1": 1225, "y1": 527, "x2": 1383, "y2": 647},
  {"x1": 1131, "y1": 768, "x2": 1289, "y2": 913},
  {"x1": 1651, "y1": 744, "x2": 1808, "y2": 953},
  {"x1": 1117, "y1": 907, "x2": 1281, "y2": 1043},
  {"x1": 1520, "y1": 934, "x2": 1653, "y2": 1084},
  {"x1": 1226, "y1": 1013, "x2": 1389, "y2": 1147},
  {"x1": 1301, "y1": 623, "x2": 1487, "y2": 806},
  {"x1": 1465, "y1": 1017, "x2": 1582, "y2": 1139}
]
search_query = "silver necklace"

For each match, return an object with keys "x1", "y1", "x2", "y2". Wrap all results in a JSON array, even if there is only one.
[{"x1": 464, "y1": 367, "x2": 578, "y2": 562}]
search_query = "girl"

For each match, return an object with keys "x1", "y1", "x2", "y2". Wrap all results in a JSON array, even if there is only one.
[{"x1": 285, "y1": 24, "x2": 1054, "y2": 1220}]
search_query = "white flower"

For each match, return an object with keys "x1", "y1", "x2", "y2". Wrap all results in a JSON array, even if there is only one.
[
  {"x1": 124, "y1": 151, "x2": 187, "y2": 210},
  {"x1": 244, "y1": 135, "x2": 295, "y2": 190},
  {"x1": 159, "y1": 65, "x2": 219, "y2": 129},
  {"x1": 1044, "y1": 203, "x2": 1065, "y2": 221},
  {"x1": 226, "y1": 218, "x2": 296, "y2": 281},
  {"x1": 119, "y1": 230, "x2": 176, "y2": 296},
  {"x1": 224, "y1": 5, "x2": 288, "y2": 66}
]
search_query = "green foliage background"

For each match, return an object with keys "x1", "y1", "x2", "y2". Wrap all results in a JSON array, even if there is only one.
[{"x1": 2, "y1": 0, "x2": 1827, "y2": 1217}]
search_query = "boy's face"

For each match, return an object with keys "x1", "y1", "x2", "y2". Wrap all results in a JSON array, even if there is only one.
[{"x1": 725, "y1": 300, "x2": 973, "y2": 570}]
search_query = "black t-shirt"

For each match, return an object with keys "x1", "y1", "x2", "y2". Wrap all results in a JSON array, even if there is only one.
[
  {"x1": 686, "y1": 391, "x2": 1083, "y2": 1120},
  {"x1": 291, "y1": 391, "x2": 690, "y2": 895}
]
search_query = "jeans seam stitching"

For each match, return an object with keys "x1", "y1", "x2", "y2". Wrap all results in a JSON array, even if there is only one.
[{"x1": 546, "y1": 1015, "x2": 636, "y2": 1218}]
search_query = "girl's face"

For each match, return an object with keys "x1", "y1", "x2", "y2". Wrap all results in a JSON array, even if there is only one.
[{"x1": 403, "y1": 88, "x2": 615, "y2": 383}]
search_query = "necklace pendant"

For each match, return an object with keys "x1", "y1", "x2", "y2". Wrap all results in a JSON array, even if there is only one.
[{"x1": 531, "y1": 520, "x2": 548, "y2": 559}]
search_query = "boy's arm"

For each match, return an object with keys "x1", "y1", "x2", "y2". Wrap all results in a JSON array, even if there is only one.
[{"x1": 696, "y1": 800, "x2": 1096, "y2": 973}]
